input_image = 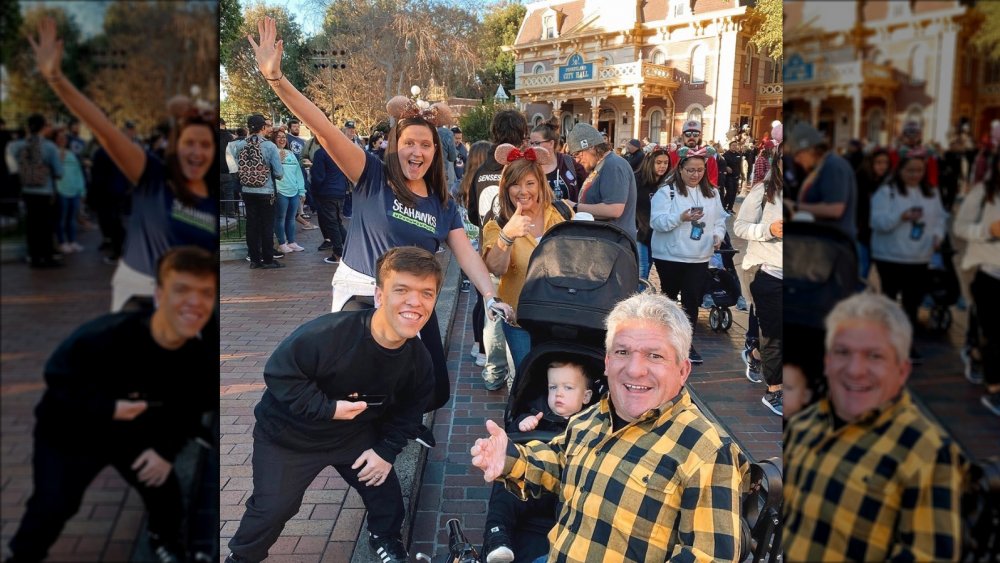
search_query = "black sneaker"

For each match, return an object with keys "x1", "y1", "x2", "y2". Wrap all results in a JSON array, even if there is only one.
[
  {"x1": 271, "y1": 249, "x2": 285, "y2": 259},
  {"x1": 260, "y1": 261, "x2": 285, "y2": 269},
  {"x1": 224, "y1": 553, "x2": 248, "y2": 563},
  {"x1": 318, "y1": 240, "x2": 333, "y2": 251},
  {"x1": 415, "y1": 424, "x2": 436, "y2": 448},
  {"x1": 982, "y1": 392, "x2": 1000, "y2": 417},
  {"x1": 249, "y1": 261, "x2": 263, "y2": 269},
  {"x1": 762, "y1": 390, "x2": 783, "y2": 416},
  {"x1": 482, "y1": 525, "x2": 514, "y2": 563},
  {"x1": 368, "y1": 532, "x2": 407, "y2": 563},
  {"x1": 962, "y1": 346, "x2": 984, "y2": 385},
  {"x1": 148, "y1": 533, "x2": 183, "y2": 563},
  {"x1": 323, "y1": 256, "x2": 341, "y2": 264},
  {"x1": 688, "y1": 347, "x2": 703, "y2": 364},
  {"x1": 742, "y1": 348, "x2": 763, "y2": 384}
]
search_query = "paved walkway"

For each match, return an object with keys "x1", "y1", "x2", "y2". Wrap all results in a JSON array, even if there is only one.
[{"x1": 0, "y1": 226, "x2": 149, "y2": 561}]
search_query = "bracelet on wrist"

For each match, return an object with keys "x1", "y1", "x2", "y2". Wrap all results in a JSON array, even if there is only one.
[
  {"x1": 264, "y1": 72, "x2": 283, "y2": 82},
  {"x1": 498, "y1": 231, "x2": 515, "y2": 246}
]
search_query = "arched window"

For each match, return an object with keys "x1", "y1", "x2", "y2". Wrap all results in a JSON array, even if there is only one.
[
  {"x1": 532, "y1": 63, "x2": 545, "y2": 74},
  {"x1": 691, "y1": 45, "x2": 706, "y2": 83},
  {"x1": 687, "y1": 107, "x2": 703, "y2": 125},
  {"x1": 909, "y1": 45, "x2": 926, "y2": 84},
  {"x1": 532, "y1": 114, "x2": 545, "y2": 127},
  {"x1": 542, "y1": 12, "x2": 558, "y2": 40},
  {"x1": 652, "y1": 50, "x2": 666, "y2": 65},
  {"x1": 650, "y1": 109, "x2": 664, "y2": 143},
  {"x1": 744, "y1": 44, "x2": 754, "y2": 84}
]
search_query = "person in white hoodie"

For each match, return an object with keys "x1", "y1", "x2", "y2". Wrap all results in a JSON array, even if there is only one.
[
  {"x1": 734, "y1": 157, "x2": 784, "y2": 417},
  {"x1": 870, "y1": 153, "x2": 947, "y2": 356},
  {"x1": 952, "y1": 154, "x2": 1000, "y2": 416},
  {"x1": 650, "y1": 146, "x2": 727, "y2": 364}
]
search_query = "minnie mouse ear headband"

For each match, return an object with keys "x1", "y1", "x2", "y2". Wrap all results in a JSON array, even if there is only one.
[
  {"x1": 677, "y1": 145, "x2": 715, "y2": 161},
  {"x1": 166, "y1": 94, "x2": 216, "y2": 123},
  {"x1": 386, "y1": 95, "x2": 454, "y2": 128},
  {"x1": 494, "y1": 143, "x2": 554, "y2": 167},
  {"x1": 771, "y1": 120, "x2": 783, "y2": 145}
]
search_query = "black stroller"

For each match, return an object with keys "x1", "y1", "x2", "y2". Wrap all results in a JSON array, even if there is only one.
[
  {"x1": 925, "y1": 235, "x2": 961, "y2": 334},
  {"x1": 505, "y1": 220, "x2": 639, "y2": 442},
  {"x1": 706, "y1": 247, "x2": 742, "y2": 332}
]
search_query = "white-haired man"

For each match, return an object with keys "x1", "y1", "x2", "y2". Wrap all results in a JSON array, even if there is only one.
[
  {"x1": 471, "y1": 293, "x2": 747, "y2": 562},
  {"x1": 784, "y1": 293, "x2": 966, "y2": 561}
]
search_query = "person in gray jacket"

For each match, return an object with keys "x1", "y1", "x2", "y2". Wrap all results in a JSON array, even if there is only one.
[{"x1": 228, "y1": 114, "x2": 284, "y2": 269}]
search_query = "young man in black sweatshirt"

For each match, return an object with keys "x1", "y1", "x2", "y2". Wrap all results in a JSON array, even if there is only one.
[
  {"x1": 7, "y1": 246, "x2": 218, "y2": 563},
  {"x1": 226, "y1": 247, "x2": 443, "y2": 563}
]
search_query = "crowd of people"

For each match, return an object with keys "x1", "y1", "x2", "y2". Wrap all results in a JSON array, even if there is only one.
[{"x1": 783, "y1": 117, "x2": 1000, "y2": 418}]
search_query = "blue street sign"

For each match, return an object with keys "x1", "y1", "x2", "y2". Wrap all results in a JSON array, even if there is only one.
[{"x1": 560, "y1": 53, "x2": 593, "y2": 82}]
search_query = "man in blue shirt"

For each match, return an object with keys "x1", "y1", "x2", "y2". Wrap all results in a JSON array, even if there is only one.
[
  {"x1": 6, "y1": 114, "x2": 64, "y2": 268},
  {"x1": 227, "y1": 114, "x2": 284, "y2": 269},
  {"x1": 788, "y1": 122, "x2": 858, "y2": 239},
  {"x1": 310, "y1": 146, "x2": 349, "y2": 264}
]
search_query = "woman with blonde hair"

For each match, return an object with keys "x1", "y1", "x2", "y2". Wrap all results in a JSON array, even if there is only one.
[{"x1": 482, "y1": 144, "x2": 573, "y2": 369}]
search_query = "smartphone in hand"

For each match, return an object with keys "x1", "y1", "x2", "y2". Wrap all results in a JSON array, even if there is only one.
[{"x1": 346, "y1": 393, "x2": 387, "y2": 407}]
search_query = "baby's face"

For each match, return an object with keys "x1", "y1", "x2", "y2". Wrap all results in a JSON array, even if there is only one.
[{"x1": 547, "y1": 366, "x2": 592, "y2": 418}]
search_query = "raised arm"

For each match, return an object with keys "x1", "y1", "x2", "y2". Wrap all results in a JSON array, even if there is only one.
[
  {"x1": 29, "y1": 18, "x2": 145, "y2": 186},
  {"x1": 248, "y1": 17, "x2": 365, "y2": 183}
]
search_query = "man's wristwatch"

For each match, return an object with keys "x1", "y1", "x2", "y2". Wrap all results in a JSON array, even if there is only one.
[{"x1": 572, "y1": 201, "x2": 579, "y2": 212}]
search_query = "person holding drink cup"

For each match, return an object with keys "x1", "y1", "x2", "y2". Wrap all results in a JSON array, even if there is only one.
[
  {"x1": 870, "y1": 152, "x2": 946, "y2": 357},
  {"x1": 649, "y1": 146, "x2": 727, "y2": 364}
]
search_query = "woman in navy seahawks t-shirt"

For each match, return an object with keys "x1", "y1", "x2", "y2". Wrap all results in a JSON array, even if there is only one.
[
  {"x1": 30, "y1": 18, "x2": 218, "y2": 311},
  {"x1": 250, "y1": 16, "x2": 512, "y2": 412}
]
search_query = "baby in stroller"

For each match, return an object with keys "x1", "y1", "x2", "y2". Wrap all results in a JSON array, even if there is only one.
[{"x1": 482, "y1": 359, "x2": 597, "y2": 563}]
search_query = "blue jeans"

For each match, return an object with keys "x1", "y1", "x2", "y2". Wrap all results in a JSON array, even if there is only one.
[
  {"x1": 857, "y1": 241, "x2": 871, "y2": 285},
  {"x1": 637, "y1": 241, "x2": 652, "y2": 280},
  {"x1": 502, "y1": 322, "x2": 532, "y2": 372},
  {"x1": 273, "y1": 194, "x2": 298, "y2": 245},
  {"x1": 57, "y1": 195, "x2": 80, "y2": 244}
]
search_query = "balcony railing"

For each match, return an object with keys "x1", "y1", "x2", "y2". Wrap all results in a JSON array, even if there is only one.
[
  {"x1": 759, "y1": 82, "x2": 782, "y2": 96},
  {"x1": 517, "y1": 61, "x2": 677, "y2": 89}
]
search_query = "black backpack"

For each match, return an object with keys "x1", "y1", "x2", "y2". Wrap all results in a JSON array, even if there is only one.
[
  {"x1": 17, "y1": 136, "x2": 51, "y2": 187},
  {"x1": 237, "y1": 136, "x2": 269, "y2": 188}
]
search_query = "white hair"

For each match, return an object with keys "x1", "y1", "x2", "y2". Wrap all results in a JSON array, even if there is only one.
[
  {"x1": 824, "y1": 293, "x2": 912, "y2": 362},
  {"x1": 605, "y1": 293, "x2": 691, "y2": 364}
]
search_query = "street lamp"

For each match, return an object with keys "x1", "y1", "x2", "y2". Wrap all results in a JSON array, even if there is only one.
[
  {"x1": 309, "y1": 49, "x2": 347, "y2": 118},
  {"x1": 410, "y1": 85, "x2": 421, "y2": 99}
]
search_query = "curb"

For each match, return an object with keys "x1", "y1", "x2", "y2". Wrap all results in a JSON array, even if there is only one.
[{"x1": 350, "y1": 250, "x2": 462, "y2": 563}]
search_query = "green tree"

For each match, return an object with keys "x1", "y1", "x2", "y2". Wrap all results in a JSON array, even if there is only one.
[
  {"x1": 0, "y1": 0, "x2": 24, "y2": 67},
  {"x1": 220, "y1": 0, "x2": 244, "y2": 65},
  {"x1": 459, "y1": 100, "x2": 515, "y2": 143},
  {"x1": 972, "y1": 2, "x2": 1000, "y2": 61},
  {"x1": 222, "y1": 3, "x2": 307, "y2": 123},
  {"x1": 4, "y1": 6, "x2": 87, "y2": 124},
  {"x1": 476, "y1": 1, "x2": 525, "y2": 98},
  {"x1": 747, "y1": 0, "x2": 781, "y2": 59}
]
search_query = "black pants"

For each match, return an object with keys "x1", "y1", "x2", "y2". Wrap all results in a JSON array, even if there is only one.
[
  {"x1": 473, "y1": 290, "x2": 485, "y2": 355},
  {"x1": 724, "y1": 177, "x2": 739, "y2": 210},
  {"x1": 94, "y1": 195, "x2": 126, "y2": 259},
  {"x1": 243, "y1": 193, "x2": 276, "y2": 265},
  {"x1": 653, "y1": 259, "x2": 709, "y2": 336},
  {"x1": 342, "y1": 298, "x2": 450, "y2": 412},
  {"x1": 484, "y1": 483, "x2": 554, "y2": 563},
  {"x1": 221, "y1": 173, "x2": 239, "y2": 217},
  {"x1": 873, "y1": 260, "x2": 928, "y2": 330},
  {"x1": 228, "y1": 431, "x2": 404, "y2": 562},
  {"x1": 23, "y1": 193, "x2": 56, "y2": 264},
  {"x1": 749, "y1": 269, "x2": 783, "y2": 387},
  {"x1": 10, "y1": 439, "x2": 182, "y2": 562},
  {"x1": 971, "y1": 271, "x2": 1000, "y2": 387},
  {"x1": 313, "y1": 194, "x2": 348, "y2": 257}
]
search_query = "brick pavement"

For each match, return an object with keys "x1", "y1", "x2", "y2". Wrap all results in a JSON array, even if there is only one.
[{"x1": 0, "y1": 226, "x2": 149, "y2": 561}]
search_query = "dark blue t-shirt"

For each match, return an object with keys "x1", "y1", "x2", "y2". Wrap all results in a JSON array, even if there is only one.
[
  {"x1": 122, "y1": 154, "x2": 218, "y2": 277},
  {"x1": 342, "y1": 152, "x2": 463, "y2": 277}
]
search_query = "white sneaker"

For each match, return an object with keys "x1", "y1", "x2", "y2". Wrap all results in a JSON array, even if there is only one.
[
  {"x1": 288, "y1": 242, "x2": 305, "y2": 252},
  {"x1": 278, "y1": 243, "x2": 293, "y2": 254},
  {"x1": 474, "y1": 353, "x2": 487, "y2": 367},
  {"x1": 70, "y1": 242, "x2": 84, "y2": 252},
  {"x1": 470, "y1": 344, "x2": 480, "y2": 358},
  {"x1": 59, "y1": 242, "x2": 74, "y2": 254}
]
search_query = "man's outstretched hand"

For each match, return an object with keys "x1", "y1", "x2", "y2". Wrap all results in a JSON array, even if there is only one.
[{"x1": 470, "y1": 419, "x2": 509, "y2": 482}]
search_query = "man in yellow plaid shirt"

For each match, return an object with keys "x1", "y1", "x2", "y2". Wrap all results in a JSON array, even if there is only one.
[
  {"x1": 784, "y1": 293, "x2": 966, "y2": 561},
  {"x1": 471, "y1": 293, "x2": 747, "y2": 562}
]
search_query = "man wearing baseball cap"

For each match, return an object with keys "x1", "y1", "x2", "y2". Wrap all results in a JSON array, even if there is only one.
[
  {"x1": 566, "y1": 123, "x2": 637, "y2": 241},
  {"x1": 624, "y1": 138, "x2": 644, "y2": 172},
  {"x1": 787, "y1": 121, "x2": 857, "y2": 238},
  {"x1": 343, "y1": 120, "x2": 363, "y2": 149},
  {"x1": 670, "y1": 120, "x2": 719, "y2": 187}
]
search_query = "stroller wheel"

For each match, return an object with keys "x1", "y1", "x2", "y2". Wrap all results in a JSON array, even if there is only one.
[
  {"x1": 709, "y1": 306, "x2": 722, "y2": 332},
  {"x1": 929, "y1": 307, "x2": 952, "y2": 332},
  {"x1": 721, "y1": 308, "x2": 733, "y2": 331}
]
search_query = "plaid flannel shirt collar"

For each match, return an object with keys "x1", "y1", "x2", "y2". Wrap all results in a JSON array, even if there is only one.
[
  {"x1": 814, "y1": 389, "x2": 911, "y2": 434},
  {"x1": 600, "y1": 386, "x2": 691, "y2": 428}
]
